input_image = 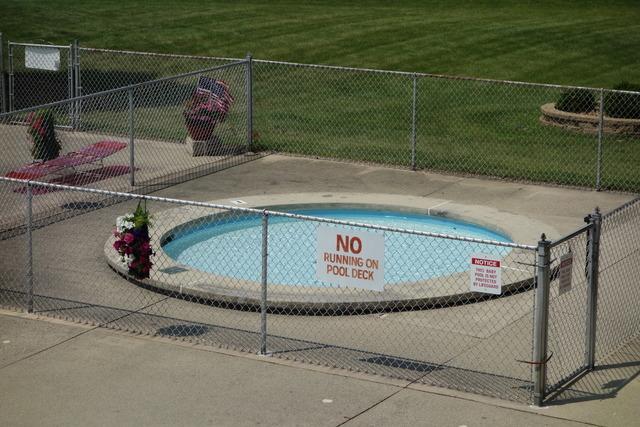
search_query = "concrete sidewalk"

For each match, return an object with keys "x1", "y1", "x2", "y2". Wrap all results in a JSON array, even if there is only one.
[{"x1": 1, "y1": 311, "x2": 638, "y2": 427}]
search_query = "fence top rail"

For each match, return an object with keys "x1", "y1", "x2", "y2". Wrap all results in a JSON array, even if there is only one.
[
  {"x1": 550, "y1": 223, "x2": 592, "y2": 248},
  {"x1": 9, "y1": 41, "x2": 71, "y2": 50},
  {"x1": 79, "y1": 46, "x2": 242, "y2": 63},
  {"x1": 252, "y1": 59, "x2": 639, "y2": 94},
  {"x1": 602, "y1": 196, "x2": 640, "y2": 220},
  {"x1": 0, "y1": 176, "x2": 536, "y2": 250},
  {"x1": 0, "y1": 59, "x2": 248, "y2": 119}
]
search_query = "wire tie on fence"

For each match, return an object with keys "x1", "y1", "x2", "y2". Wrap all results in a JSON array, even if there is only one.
[
  {"x1": 515, "y1": 351, "x2": 553, "y2": 365},
  {"x1": 514, "y1": 261, "x2": 537, "y2": 267}
]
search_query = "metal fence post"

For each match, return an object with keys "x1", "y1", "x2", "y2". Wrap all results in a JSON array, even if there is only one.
[
  {"x1": 68, "y1": 44, "x2": 74, "y2": 126},
  {"x1": 0, "y1": 32, "x2": 6, "y2": 113},
  {"x1": 585, "y1": 207, "x2": 602, "y2": 368},
  {"x1": 411, "y1": 74, "x2": 417, "y2": 170},
  {"x1": 26, "y1": 182, "x2": 34, "y2": 313},
  {"x1": 73, "y1": 39, "x2": 82, "y2": 129},
  {"x1": 128, "y1": 88, "x2": 135, "y2": 187},
  {"x1": 260, "y1": 210, "x2": 269, "y2": 355},
  {"x1": 532, "y1": 234, "x2": 551, "y2": 406},
  {"x1": 8, "y1": 41, "x2": 14, "y2": 112},
  {"x1": 246, "y1": 53, "x2": 253, "y2": 152},
  {"x1": 595, "y1": 89, "x2": 604, "y2": 191},
  {"x1": 71, "y1": 40, "x2": 77, "y2": 129}
]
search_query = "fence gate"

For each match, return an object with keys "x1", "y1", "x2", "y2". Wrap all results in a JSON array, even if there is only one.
[
  {"x1": 8, "y1": 42, "x2": 79, "y2": 127},
  {"x1": 540, "y1": 215, "x2": 599, "y2": 402}
]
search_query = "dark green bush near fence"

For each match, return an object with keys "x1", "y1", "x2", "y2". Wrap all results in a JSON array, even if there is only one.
[
  {"x1": 556, "y1": 89, "x2": 596, "y2": 113},
  {"x1": 605, "y1": 82, "x2": 640, "y2": 119}
]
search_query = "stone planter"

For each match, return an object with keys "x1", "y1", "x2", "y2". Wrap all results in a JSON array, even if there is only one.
[
  {"x1": 185, "y1": 120, "x2": 216, "y2": 141},
  {"x1": 186, "y1": 136, "x2": 222, "y2": 157},
  {"x1": 540, "y1": 103, "x2": 640, "y2": 135}
]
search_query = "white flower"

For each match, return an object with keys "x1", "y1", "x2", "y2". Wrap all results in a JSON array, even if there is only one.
[{"x1": 116, "y1": 215, "x2": 135, "y2": 233}]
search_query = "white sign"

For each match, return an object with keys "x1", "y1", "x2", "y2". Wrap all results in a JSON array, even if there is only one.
[
  {"x1": 316, "y1": 225, "x2": 384, "y2": 291},
  {"x1": 558, "y1": 252, "x2": 574, "y2": 295},
  {"x1": 469, "y1": 254, "x2": 502, "y2": 295},
  {"x1": 25, "y1": 46, "x2": 61, "y2": 71}
]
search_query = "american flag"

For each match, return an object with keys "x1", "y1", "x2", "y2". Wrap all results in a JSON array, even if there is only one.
[{"x1": 197, "y1": 76, "x2": 234, "y2": 116}]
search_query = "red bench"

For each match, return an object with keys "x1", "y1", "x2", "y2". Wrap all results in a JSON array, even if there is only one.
[{"x1": 6, "y1": 140, "x2": 127, "y2": 180}]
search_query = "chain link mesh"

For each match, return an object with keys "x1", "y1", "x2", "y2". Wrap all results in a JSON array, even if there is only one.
[
  {"x1": 250, "y1": 60, "x2": 640, "y2": 192},
  {"x1": 418, "y1": 80, "x2": 600, "y2": 187},
  {"x1": 253, "y1": 61, "x2": 413, "y2": 166},
  {"x1": 546, "y1": 230, "x2": 590, "y2": 393},
  {"x1": 0, "y1": 180, "x2": 28, "y2": 310},
  {"x1": 7, "y1": 45, "x2": 640, "y2": 191},
  {"x1": 2, "y1": 43, "x2": 639, "y2": 406},
  {"x1": 0, "y1": 60, "x2": 251, "y2": 231},
  {"x1": 78, "y1": 48, "x2": 239, "y2": 96},
  {"x1": 262, "y1": 214, "x2": 537, "y2": 402},
  {"x1": 8, "y1": 44, "x2": 73, "y2": 115},
  {"x1": 596, "y1": 198, "x2": 640, "y2": 360},
  {"x1": 601, "y1": 88, "x2": 640, "y2": 191},
  {"x1": 0, "y1": 180, "x2": 540, "y2": 403}
]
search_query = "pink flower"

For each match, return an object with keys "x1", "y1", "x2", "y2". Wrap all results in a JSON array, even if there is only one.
[
  {"x1": 113, "y1": 240, "x2": 124, "y2": 251},
  {"x1": 123, "y1": 233, "x2": 135, "y2": 244}
]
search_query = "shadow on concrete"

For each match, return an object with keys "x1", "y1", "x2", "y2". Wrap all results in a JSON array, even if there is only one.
[
  {"x1": 156, "y1": 324, "x2": 209, "y2": 337},
  {"x1": 547, "y1": 338, "x2": 640, "y2": 405}
]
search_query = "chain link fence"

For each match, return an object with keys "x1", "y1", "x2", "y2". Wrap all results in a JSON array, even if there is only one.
[
  {"x1": 6, "y1": 43, "x2": 639, "y2": 192},
  {"x1": 597, "y1": 198, "x2": 640, "y2": 361},
  {"x1": 0, "y1": 170, "x2": 638, "y2": 406},
  {"x1": 7, "y1": 42, "x2": 74, "y2": 115},
  {"x1": 0, "y1": 178, "x2": 540, "y2": 403},
  {"x1": 0, "y1": 59, "x2": 253, "y2": 234},
  {"x1": 545, "y1": 226, "x2": 591, "y2": 395},
  {"x1": 252, "y1": 60, "x2": 640, "y2": 193},
  {"x1": 1, "y1": 41, "x2": 639, "y2": 406},
  {"x1": 78, "y1": 47, "x2": 239, "y2": 96}
]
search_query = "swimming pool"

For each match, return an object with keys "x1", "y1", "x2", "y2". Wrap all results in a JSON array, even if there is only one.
[{"x1": 162, "y1": 207, "x2": 512, "y2": 287}]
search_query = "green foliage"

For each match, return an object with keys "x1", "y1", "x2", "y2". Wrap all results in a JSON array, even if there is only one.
[
  {"x1": 133, "y1": 201, "x2": 152, "y2": 229},
  {"x1": 27, "y1": 109, "x2": 61, "y2": 161},
  {"x1": 605, "y1": 82, "x2": 640, "y2": 119},
  {"x1": 555, "y1": 89, "x2": 596, "y2": 113}
]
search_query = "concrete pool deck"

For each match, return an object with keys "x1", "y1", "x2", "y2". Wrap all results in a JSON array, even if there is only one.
[
  {"x1": 152, "y1": 154, "x2": 632, "y2": 239},
  {"x1": 0, "y1": 154, "x2": 637, "y2": 408},
  {"x1": 1, "y1": 310, "x2": 639, "y2": 426}
]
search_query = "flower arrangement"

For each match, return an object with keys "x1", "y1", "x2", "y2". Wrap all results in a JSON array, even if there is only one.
[
  {"x1": 113, "y1": 201, "x2": 154, "y2": 279},
  {"x1": 182, "y1": 89, "x2": 223, "y2": 141},
  {"x1": 27, "y1": 109, "x2": 61, "y2": 161}
]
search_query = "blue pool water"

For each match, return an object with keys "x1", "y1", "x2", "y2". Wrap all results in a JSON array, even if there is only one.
[{"x1": 163, "y1": 208, "x2": 512, "y2": 287}]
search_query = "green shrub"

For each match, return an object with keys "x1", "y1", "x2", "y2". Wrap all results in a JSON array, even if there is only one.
[
  {"x1": 605, "y1": 82, "x2": 640, "y2": 119},
  {"x1": 555, "y1": 89, "x2": 596, "y2": 113},
  {"x1": 27, "y1": 109, "x2": 61, "y2": 161}
]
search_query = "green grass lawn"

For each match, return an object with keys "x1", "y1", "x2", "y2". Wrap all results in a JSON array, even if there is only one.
[
  {"x1": 2, "y1": 1, "x2": 639, "y2": 192},
  {"x1": 252, "y1": 64, "x2": 639, "y2": 192},
  {"x1": 2, "y1": 0, "x2": 640, "y2": 88}
]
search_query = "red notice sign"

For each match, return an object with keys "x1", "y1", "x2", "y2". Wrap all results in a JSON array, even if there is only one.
[{"x1": 469, "y1": 254, "x2": 502, "y2": 295}]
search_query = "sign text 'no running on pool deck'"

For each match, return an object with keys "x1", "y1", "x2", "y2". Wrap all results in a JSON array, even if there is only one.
[{"x1": 317, "y1": 225, "x2": 385, "y2": 291}]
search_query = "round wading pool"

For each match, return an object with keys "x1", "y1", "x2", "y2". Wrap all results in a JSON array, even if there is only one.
[
  {"x1": 105, "y1": 200, "x2": 535, "y2": 314},
  {"x1": 162, "y1": 208, "x2": 512, "y2": 286}
]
